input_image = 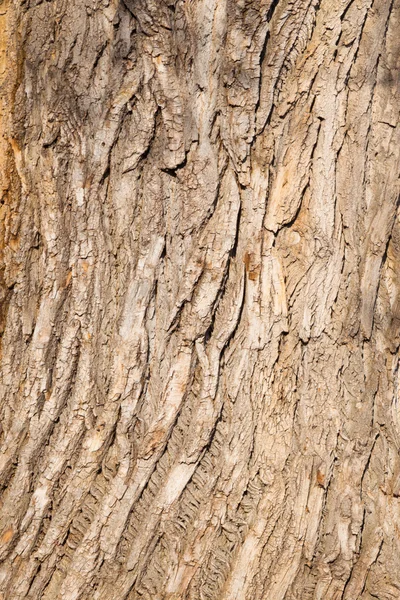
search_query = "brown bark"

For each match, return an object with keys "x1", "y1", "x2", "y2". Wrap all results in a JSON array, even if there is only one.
[{"x1": 1, "y1": 0, "x2": 400, "y2": 598}]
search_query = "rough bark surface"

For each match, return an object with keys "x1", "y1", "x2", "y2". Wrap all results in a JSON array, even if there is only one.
[{"x1": 1, "y1": 0, "x2": 400, "y2": 598}]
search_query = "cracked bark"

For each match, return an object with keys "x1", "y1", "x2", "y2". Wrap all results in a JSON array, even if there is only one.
[{"x1": 1, "y1": 0, "x2": 400, "y2": 599}]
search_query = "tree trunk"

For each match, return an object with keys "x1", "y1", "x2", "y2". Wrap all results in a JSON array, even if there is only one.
[{"x1": 1, "y1": 0, "x2": 400, "y2": 598}]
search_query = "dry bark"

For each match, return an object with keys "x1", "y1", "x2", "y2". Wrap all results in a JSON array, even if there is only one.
[{"x1": 1, "y1": 0, "x2": 400, "y2": 598}]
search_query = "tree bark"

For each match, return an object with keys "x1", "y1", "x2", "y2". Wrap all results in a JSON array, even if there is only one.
[{"x1": 1, "y1": 0, "x2": 400, "y2": 598}]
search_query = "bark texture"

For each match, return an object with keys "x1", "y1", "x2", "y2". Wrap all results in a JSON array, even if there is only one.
[{"x1": 1, "y1": 0, "x2": 400, "y2": 598}]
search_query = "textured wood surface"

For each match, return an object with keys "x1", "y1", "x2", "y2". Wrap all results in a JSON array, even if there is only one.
[{"x1": 0, "y1": 0, "x2": 400, "y2": 598}]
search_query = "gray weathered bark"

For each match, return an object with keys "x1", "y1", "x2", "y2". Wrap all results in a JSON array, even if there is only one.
[{"x1": 1, "y1": 0, "x2": 400, "y2": 598}]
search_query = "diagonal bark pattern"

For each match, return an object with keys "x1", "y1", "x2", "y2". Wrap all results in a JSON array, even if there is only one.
[{"x1": 0, "y1": 0, "x2": 400, "y2": 599}]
